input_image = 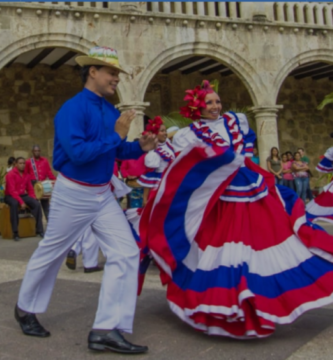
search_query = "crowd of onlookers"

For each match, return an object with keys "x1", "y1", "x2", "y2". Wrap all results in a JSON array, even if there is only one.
[{"x1": 252, "y1": 146, "x2": 313, "y2": 203}]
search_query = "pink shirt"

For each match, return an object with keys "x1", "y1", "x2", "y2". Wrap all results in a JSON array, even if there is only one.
[{"x1": 282, "y1": 161, "x2": 293, "y2": 180}]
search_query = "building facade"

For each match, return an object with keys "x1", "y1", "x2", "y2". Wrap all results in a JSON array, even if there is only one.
[{"x1": 0, "y1": 1, "x2": 333, "y2": 183}]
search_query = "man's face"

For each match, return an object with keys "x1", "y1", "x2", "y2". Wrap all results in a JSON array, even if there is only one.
[
  {"x1": 16, "y1": 159, "x2": 26, "y2": 172},
  {"x1": 32, "y1": 147, "x2": 41, "y2": 159},
  {"x1": 298, "y1": 149, "x2": 304, "y2": 156},
  {"x1": 90, "y1": 66, "x2": 120, "y2": 97}
]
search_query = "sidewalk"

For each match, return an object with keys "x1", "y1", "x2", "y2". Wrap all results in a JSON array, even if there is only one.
[{"x1": 1, "y1": 223, "x2": 333, "y2": 360}]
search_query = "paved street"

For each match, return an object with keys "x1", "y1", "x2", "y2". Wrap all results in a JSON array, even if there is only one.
[{"x1": 1, "y1": 223, "x2": 333, "y2": 360}]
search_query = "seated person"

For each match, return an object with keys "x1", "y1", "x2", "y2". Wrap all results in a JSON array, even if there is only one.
[{"x1": 4, "y1": 157, "x2": 44, "y2": 241}]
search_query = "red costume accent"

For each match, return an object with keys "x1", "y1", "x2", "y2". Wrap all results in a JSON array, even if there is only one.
[{"x1": 25, "y1": 157, "x2": 56, "y2": 181}]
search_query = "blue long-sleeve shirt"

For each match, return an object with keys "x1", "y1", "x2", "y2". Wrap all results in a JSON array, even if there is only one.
[{"x1": 53, "y1": 88, "x2": 144, "y2": 184}]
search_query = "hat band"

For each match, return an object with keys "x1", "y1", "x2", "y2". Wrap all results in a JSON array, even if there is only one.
[{"x1": 88, "y1": 55, "x2": 120, "y2": 67}]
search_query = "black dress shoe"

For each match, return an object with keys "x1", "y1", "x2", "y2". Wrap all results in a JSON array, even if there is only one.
[
  {"x1": 88, "y1": 329, "x2": 148, "y2": 354},
  {"x1": 37, "y1": 232, "x2": 44, "y2": 238},
  {"x1": 66, "y1": 250, "x2": 77, "y2": 270},
  {"x1": 13, "y1": 233, "x2": 20, "y2": 241},
  {"x1": 14, "y1": 305, "x2": 50, "y2": 337},
  {"x1": 84, "y1": 266, "x2": 104, "y2": 273}
]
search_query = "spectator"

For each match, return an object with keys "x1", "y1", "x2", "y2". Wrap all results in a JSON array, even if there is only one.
[
  {"x1": 4, "y1": 157, "x2": 44, "y2": 241},
  {"x1": 6, "y1": 157, "x2": 15, "y2": 172},
  {"x1": 286, "y1": 151, "x2": 293, "y2": 162},
  {"x1": 266, "y1": 147, "x2": 282, "y2": 184},
  {"x1": 298, "y1": 147, "x2": 313, "y2": 201},
  {"x1": 251, "y1": 148, "x2": 260, "y2": 165},
  {"x1": 25, "y1": 145, "x2": 56, "y2": 220},
  {"x1": 292, "y1": 151, "x2": 309, "y2": 203},
  {"x1": 281, "y1": 153, "x2": 294, "y2": 190}
]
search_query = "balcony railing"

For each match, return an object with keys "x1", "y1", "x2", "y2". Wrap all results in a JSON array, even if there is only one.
[
  {"x1": 273, "y1": 2, "x2": 333, "y2": 26},
  {"x1": 7, "y1": 2, "x2": 333, "y2": 28}
]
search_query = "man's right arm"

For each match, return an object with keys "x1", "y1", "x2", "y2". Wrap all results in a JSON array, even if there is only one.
[{"x1": 56, "y1": 103, "x2": 122, "y2": 165}]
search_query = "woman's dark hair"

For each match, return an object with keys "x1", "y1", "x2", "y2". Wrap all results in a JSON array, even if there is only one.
[
  {"x1": 15, "y1": 157, "x2": 25, "y2": 162},
  {"x1": 270, "y1": 147, "x2": 280, "y2": 160},
  {"x1": 80, "y1": 65, "x2": 103, "y2": 84},
  {"x1": 286, "y1": 151, "x2": 293, "y2": 156},
  {"x1": 7, "y1": 156, "x2": 15, "y2": 166}
]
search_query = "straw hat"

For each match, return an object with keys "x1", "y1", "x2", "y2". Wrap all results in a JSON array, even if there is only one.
[
  {"x1": 75, "y1": 46, "x2": 129, "y2": 74},
  {"x1": 167, "y1": 126, "x2": 180, "y2": 139}
]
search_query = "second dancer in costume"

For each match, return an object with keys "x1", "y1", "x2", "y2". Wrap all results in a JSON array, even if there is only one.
[{"x1": 138, "y1": 80, "x2": 333, "y2": 339}]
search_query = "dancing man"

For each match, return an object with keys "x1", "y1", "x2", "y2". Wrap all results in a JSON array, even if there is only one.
[{"x1": 15, "y1": 46, "x2": 157, "y2": 354}]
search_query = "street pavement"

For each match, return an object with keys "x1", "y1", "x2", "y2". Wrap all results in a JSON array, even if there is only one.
[{"x1": 1, "y1": 223, "x2": 333, "y2": 360}]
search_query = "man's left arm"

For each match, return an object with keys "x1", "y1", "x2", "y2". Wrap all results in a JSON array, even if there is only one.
[{"x1": 44, "y1": 158, "x2": 56, "y2": 180}]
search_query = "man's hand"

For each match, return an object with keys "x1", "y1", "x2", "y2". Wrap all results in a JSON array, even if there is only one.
[
  {"x1": 139, "y1": 134, "x2": 158, "y2": 152},
  {"x1": 20, "y1": 203, "x2": 26, "y2": 210},
  {"x1": 114, "y1": 110, "x2": 136, "y2": 140}
]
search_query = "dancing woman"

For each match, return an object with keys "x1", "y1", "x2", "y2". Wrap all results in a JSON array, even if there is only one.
[
  {"x1": 140, "y1": 80, "x2": 333, "y2": 339},
  {"x1": 306, "y1": 146, "x2": 333, "y2": 223}
]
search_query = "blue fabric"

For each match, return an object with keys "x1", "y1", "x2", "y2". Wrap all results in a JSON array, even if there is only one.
[{"x1": 53, "y1": 88, "x2": 144, "y2": 184}]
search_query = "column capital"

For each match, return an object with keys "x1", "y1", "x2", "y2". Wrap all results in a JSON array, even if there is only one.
[
  {"x1": 249, "y1": 105, "x2": 283, "y2": 115},
  {"x1": 116, "y1": 101, "x2": 150, "y2": 115}
]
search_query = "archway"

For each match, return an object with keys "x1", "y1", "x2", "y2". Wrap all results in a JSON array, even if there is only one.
[
  {"x1": 142, "y1": 53, "x2": 255, "y2": 133},
  {"x1": 138, "y1": 42, "x2": 264, "y2": 108},
  {"x1": 275, "y1": 58, "x2": 333, "y2": 186},
  {"x1": 0, "y1": 44, "x2": 120, "y2": 170}
]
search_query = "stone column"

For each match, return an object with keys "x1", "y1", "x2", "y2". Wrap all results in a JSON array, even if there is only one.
[
  {"x1": 250, "y1": 105, "x2": 283, "y2": 169},
  {"x1": 116, "y1": 101, "x2": 150, "y2": 140}
]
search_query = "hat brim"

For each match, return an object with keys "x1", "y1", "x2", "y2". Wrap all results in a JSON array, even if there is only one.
[
  {"x1": 167, "y1": 130, "x2": 178, "y2": 138},
  {"x1": 75, "y1": 55, "x2": 129, "y2": 75}
]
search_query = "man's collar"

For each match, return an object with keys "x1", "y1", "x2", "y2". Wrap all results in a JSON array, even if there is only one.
[{"x1": 82, "y1": 88, "x2": 104, "y2": 103}]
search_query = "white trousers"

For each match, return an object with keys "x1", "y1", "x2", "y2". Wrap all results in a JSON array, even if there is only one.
[
  {"x1": 71, "y1": 228, "x2": 100, "y2": 269},
  {"x1": 18, "y1": 174, "x2": 139, "y2": 332}
]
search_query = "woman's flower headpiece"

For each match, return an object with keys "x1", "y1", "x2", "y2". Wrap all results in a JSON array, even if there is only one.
[
  {"x1": 144, "y1": 116, "x2": 164, "y2": 135},
  {"x1": 180, "y1": 80, "x2": 218, "y2": 120}
]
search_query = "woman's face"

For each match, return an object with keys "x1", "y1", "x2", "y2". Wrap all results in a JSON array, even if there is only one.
[
  {"x1": 287, "y1": 153, "x2": 293, "y2": 161},
  {"x1": 157, "y1": 125, "x2": 167, "y2": 143},
  {"x1": 294, "y1": 153, "x2": 301, "y2": 161},
  {"x1": 272, "y1": 148, "x2": 279, "y2": 157},
  {"x1": 282, "y1": 154, "x2": 287, "y2": 162},
  {"x1": 200, "y1": 92, "x2": 222, "y2": 120}
]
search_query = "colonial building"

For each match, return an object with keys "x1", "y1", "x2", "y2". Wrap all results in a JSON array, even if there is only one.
[{"x1": 0, "y1": 2, "x2": 333, "y2": 182}]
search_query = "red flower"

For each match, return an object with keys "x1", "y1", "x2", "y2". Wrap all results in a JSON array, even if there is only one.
[
  {"x1": 180, "y1": 86, "x2": 207, "y2": 120},
  {"x1": 145, "y1": 116, "x2": 164, "y2": 135}
]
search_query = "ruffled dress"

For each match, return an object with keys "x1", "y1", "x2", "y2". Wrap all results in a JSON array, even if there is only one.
[
  {"x1": 137, "y1": 112, "x2": 333, "y2": 339},
  {"x1": 307, "y1": 147, "x2": 333, "y2": 223}
]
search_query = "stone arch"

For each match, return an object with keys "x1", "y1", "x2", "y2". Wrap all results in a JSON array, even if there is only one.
[
  {"x1": 138, "y1": 42, "x2": 264, "y2": 107},
  {"x1": 0, "y1": 33, "x2": 125, "y2": 102},
  {"x1": 272, "y1": 49, "x2": 333, "y2": 103}
]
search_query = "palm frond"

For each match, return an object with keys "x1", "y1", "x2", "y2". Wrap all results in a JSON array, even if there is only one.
[
  {"x1": 317, "y1": 93, "x2": 333, "y2": 110},
  {"x1": 161, "y1": 112, "x2": 192, "y2": 129}
]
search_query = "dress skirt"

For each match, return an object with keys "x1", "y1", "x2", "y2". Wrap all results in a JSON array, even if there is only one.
[{"x1": 130, "y1": 144, "x2": 333, "y2": 339}]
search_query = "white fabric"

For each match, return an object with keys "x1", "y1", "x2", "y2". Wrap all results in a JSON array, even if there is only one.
[
  {"x1": 71, "y1": 228, "x2": 100, "y2": 268},
  {"x1": 144, "y1": 140, "x2": 174, "y2": 173},
  {"x1": 111, "y1": 175, "x2": 131, "y2": 198},
  {"x1": 172, "y1": 116, "x2": 233, "y2": 153},
  {"x1": 18, "y1": 174, "x2": 139, "y2": 332},
  {"x1": 324, "y1": 147, "x2": 333, "y2": 161}
]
